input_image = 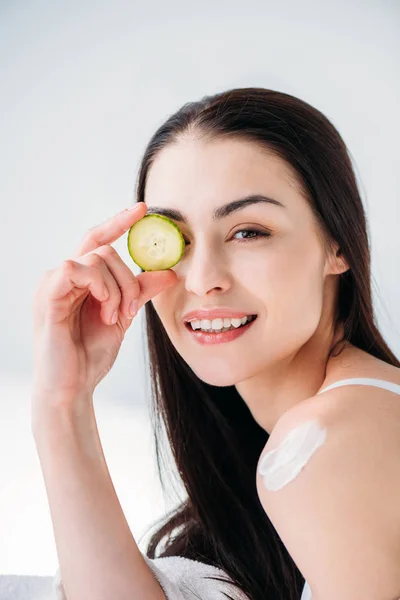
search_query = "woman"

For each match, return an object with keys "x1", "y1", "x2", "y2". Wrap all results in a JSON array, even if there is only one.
[{"x1": 32, "y1": 88, "x2": 400, "y2": 600}]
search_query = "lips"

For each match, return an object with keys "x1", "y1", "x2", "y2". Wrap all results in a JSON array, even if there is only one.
[{"x1": 184, "y1": 315, "x2": 257, "y2": 345}]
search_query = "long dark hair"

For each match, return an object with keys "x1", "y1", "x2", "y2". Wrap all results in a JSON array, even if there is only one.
[{"x1": 135, "y1": 88, "x2": 400, "y2": 600}]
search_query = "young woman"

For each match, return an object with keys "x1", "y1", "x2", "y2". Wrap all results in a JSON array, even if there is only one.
[{"x1": 31, "y1": 88, "x2": 400, "y2": 600}]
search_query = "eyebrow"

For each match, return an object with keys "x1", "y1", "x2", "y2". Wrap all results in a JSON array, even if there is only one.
[{"x1": 145, "y1": 194, "x2": 286, "y2": 224}]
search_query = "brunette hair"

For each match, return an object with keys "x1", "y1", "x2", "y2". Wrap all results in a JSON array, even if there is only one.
[{"x1": 135, "y1": 88, "x2": 399, "y2": 600}]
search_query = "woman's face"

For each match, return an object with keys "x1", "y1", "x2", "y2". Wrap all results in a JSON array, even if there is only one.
[{"x1": 146, "y1": 135, "x2": 344, "y2": 387}]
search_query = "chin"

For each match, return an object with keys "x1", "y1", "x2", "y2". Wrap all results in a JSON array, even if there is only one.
[
  {"x1": 195, "y1": 372, "x2": 237, "y2": 387},
  {"x1": 188, "y1": 360, "x2": 250, "y2": 388}
]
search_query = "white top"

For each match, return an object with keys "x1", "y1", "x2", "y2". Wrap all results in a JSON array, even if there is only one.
[{"x1": 2, "y1": 377, "x2": 394, "y2": 600}]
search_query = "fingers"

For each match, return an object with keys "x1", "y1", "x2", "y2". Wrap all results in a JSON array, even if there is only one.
[
  {"x1": 136, "y1": 270, "x2": 178, "y2": 308},
  {"x1": 50, "y1": 260, "x2": 109, "y2": 303},
  {"x1": 39, "y1": 203, "x2": 179, "y2": 328},
  {"x1": 81, "y1": 252, "x2": 124, "y2": 324},
  {"x1": 72, "y1": 203, "x2": 147, "y2": 258},
  {"x1": 80, "y1": 247, "x2": 178, "y2": 322},
  {"x1": 82, "y1": 246, "x2": 141, "y2": 322},
  {"x1": 44, "y1": 260, "x2": 110, "y2": 324}
]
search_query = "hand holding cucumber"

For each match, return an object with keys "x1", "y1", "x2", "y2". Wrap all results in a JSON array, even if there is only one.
[{"x1": 32, "y1": 203, "x2": 180, "y2": 415}]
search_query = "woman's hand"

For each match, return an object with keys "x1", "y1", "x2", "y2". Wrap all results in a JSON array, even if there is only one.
[
  {"x1": 31, "y1": 203, "x2": 177, "y2": 414},
  {"x1": 30, "y1": 205, "x2": 172, "y2": 600}
]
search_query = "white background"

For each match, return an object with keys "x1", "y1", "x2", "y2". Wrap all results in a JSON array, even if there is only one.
[{"x1": 0, "y1": 0, "x2": 399, "y2": 576}]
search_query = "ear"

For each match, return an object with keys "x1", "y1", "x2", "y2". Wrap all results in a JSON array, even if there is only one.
[{"x1": 324, "y1": 243, "x2": 350, "y2": 276}]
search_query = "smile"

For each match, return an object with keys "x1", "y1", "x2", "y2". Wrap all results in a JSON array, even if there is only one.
[{"x1": 184, "y1": 315, "x2": 258, "y2": 345}]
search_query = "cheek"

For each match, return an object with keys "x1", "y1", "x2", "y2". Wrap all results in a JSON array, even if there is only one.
[
  {"x1": 243, "y1": 241, "x2": 325, "y2": 338},
  {"x1": 237, "y1": 241, "x2": 321, "y2": 302}
]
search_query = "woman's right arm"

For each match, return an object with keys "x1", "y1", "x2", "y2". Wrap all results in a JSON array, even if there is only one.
[
  {"x1": 33, "y1": 392, "x2": 166, "y2": 600},
  {"x1": 31, "y1": 203, "x2": 178, "y2": 600}
]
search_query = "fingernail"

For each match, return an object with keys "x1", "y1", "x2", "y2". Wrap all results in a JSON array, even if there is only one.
[
  {"x1": 111, "y1": 311, "x2": 119, "y2": 324},
  {"x1": 127, "y1": 204, "x2": 142, "y2": 211},
  {"x1": 129, "y1": 299, "x2": 138, "y2": 316}
]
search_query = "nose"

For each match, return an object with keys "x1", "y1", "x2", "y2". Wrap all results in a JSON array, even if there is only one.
[{"x1": 183, "y1": 239, "x2": 232, "y2": 297}]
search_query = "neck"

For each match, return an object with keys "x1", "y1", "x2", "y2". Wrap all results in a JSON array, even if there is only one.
[{"x1": 235, "y1": 324, "x2": 350, "y2": 434}]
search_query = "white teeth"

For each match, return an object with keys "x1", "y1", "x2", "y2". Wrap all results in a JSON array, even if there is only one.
[
  {"x1": 211, "y1": 318, "x2": 224, "y2": 330},
  {"x1": 189, "y1": 315, "x2": 254, "y2": 332},
  {"x1": 230, "y1": 318, "x2": 242, "y2": 328},
  {"x1": 200, "y1": 319, "x2": 212, "y2": 330}
]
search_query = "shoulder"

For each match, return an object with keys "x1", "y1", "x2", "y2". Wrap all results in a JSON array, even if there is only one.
[{"x1": 256, "y1": 383, "x2": 400, "y2": 599}]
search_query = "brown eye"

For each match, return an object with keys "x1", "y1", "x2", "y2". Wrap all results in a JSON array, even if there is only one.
[{"x1": 232, "y1": 229, "x2": 271, "y2": 242}]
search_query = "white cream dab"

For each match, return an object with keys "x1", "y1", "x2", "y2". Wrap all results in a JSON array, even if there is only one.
[{"x1": 258, "y1": 419, "x2": 327, "y2": 491}]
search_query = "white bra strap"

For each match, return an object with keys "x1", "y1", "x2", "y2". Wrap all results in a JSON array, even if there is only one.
[{"x1": 318, "y1": 377, "x2": 400, "y2": 396}]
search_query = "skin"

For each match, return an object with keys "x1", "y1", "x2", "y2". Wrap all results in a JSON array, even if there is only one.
[{"x1": 145, "y1": 133, "x2": 367, "y2": 433}]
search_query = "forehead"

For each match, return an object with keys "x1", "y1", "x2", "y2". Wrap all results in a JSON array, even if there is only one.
[{"x1": 144, "y1": 135, "x2": 305, "y2": 214}]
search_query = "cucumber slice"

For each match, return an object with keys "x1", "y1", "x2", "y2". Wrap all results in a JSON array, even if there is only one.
[{"x1": 127, "y1": 214, "x2": 185, "y2": 271}]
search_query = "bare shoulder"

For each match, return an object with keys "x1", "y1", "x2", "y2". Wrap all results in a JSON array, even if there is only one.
[
  {"x1": 294, "y1": 348, "x2": 400, "y2": 427},
  {"x1": 256, "y1": 356, "x2": 400, "y2": 599},
  {"x1": 260, "y1": 356, "x2": 400, "y2": 457},
  {"x1": 311, "y1": 362, "x2": 400, "y2": 426}
]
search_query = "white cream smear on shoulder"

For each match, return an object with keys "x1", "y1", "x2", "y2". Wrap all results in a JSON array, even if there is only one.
[{"x1": 258, "y1": 420, "x2": 327, "y2": 491}]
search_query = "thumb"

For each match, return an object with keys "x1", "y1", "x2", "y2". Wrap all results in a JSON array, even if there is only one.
[{"x1": 136, "y1": 269, "x2": 178, "y2": 308}]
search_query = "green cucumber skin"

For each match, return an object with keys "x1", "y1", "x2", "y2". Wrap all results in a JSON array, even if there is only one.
[{"x1": 127, "y1": 214, "x2": 185, "y2": 271}]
